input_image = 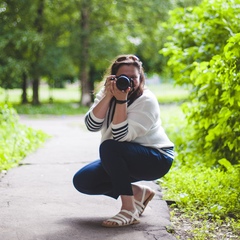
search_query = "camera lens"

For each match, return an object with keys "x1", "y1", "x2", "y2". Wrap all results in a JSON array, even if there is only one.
[{"x1": 116, "y1": 75, "x2": 131, "y2": 91}]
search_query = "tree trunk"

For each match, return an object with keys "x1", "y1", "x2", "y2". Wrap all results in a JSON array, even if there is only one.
[
  {"x1": 79, "y1": 0, "x2": 92, "y2": 106},
  {"x1": 21, "y1": 73, "x2": 28, "y2": 104},
  {"x1": 31, "y1": 0, "x2": 44, "y2": 105},
  {"x1": 32, "y1": 78, "x2": 40, "y2": 105}
]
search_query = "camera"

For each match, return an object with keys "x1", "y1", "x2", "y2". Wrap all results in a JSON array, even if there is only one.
[{"x1": 115, "y1": 74, "x2": 134, "y2": 91}]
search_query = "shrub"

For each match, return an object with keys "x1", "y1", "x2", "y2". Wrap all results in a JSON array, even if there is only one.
[
  {"x1": 183, "y1": 34, "x2": 240, "y2": 165},
  {"x1": 0, "y1": 104, "x2": 49, "y2": 171},
  {"x1": 162, "y1": 160, "x2": 240, "y2": 220},
  {"x1": 161, "y1": 0, "x2": 240, "y2": 85},
  {"x1": 161, "y1": 0, "x2": 240, "y2": 165}
]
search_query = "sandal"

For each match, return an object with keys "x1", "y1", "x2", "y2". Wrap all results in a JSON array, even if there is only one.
[
  {"x1": 134, "y1": 186, "x2": 155, "y2": 216},
  {"x1": 102, "y1": 209, "x2": 140, "y2": 228}
]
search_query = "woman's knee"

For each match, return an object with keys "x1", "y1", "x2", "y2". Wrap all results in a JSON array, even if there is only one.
[
  {"x1": 72, "y1": 171, "x2": 87, "y2": 193},
  {"x1": 73, "y1": 160, "x2": 108, "y2": 195},
  {"x1": 73, "y1": 166, "x2": 95, "y2": 194}
]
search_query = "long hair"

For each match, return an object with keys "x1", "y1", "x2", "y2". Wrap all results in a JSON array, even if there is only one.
[{"x1": 105, "y1": 54, "x2": 145, "y2": 104}]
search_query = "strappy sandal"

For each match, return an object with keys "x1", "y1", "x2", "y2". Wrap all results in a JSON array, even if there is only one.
[
  {"x1": 102, "y1": 209, "x2": 140, "y2": 228},
  {"x1": 134, "y1": 186, "x2": 155, "y2": 216}
]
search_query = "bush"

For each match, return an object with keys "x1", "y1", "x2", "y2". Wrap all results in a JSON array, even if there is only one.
[
  {"x1": 161, "y1": 160, "x2": 240, "y2": 238},
  {"x1": 161, "y1": 0, "x2": 240, "y2": 165},
  {"x1": 160, "y1": 105, "x2": 240, "y2": 238},
  {"x1": 159, "y1": 1, "x2": 240, "y2": 237},
  {"x1": 0, "y1": 104, "x2": 49, "y2": 171},
  {"x1": 161, "y1": 0, "x2": 240, "y2": 85},
  {"x1": 162, "y1": 161, "x2": 240, "y2": 220},
  {"x1": 184, "y1": 34, "x2": 240, "y2": 165}
]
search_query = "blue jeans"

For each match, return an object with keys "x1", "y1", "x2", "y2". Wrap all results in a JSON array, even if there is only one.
[{"x1": 73, "y1": 139, "x2": 173, "y2": 199}]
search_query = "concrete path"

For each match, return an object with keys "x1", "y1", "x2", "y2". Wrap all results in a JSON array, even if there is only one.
[{"x1": 0, "y1": 115, "x2": 176, "y2": 240}]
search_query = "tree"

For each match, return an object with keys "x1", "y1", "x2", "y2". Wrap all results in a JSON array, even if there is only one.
[
  {"x1": 0, "y1": 0, "x2": 33, "y2": 91},
  {"x1": 161, "y1": 0, "x2": 240, "y2": 85},
  {"x1": 31, "y1": 0, "x2": 45, "y2": 105},
  {"x1": 41, "y1": 0, "x2": 77, "y2": 89},
  {"x1": 0, "y1": 0, "x2": 45, "y2": 104},
  {"x1": 161, "y1": 0, "x2": 240, "y2": 164},
  {"x1": 0, "y1": 0, "x2": 203, "y2": 105},
  {"x1": 73, "y1": 0, "x2": 203, "y2": 105}
]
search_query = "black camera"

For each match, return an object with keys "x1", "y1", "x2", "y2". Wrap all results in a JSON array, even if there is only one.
[{"x1": 116, "y1": 74, "x2": 134, "y2": 91}]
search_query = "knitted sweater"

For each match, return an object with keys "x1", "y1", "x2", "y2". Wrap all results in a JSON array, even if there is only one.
[{"x1": 85, "y1": 87, "x2": 174, "y2": 150}]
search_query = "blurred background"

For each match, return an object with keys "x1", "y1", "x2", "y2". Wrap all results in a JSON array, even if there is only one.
[{"x1": 0, "y1": 0, "x2": 200, "y2": 109}]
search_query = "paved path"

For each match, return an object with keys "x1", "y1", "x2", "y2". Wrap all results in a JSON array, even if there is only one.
[{"x1": 0, "y1": 115, "x2": 176, "y2": 240}]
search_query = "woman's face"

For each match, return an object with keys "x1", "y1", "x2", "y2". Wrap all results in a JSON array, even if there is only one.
[{"x1": 116, "y1": 65, "x2": 140, "y2": 89}]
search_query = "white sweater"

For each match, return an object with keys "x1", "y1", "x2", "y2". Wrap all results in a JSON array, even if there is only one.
[{"x1": 85, "y1": 87, "x2": 174, "y2": 149}]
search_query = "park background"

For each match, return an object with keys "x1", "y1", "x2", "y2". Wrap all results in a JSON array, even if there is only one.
[{"x1": 0, "y1": 0, "x2": 239, "y2": 239}]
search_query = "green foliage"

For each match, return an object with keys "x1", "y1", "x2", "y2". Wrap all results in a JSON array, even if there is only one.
[
  {"x1": 184, "y1": 33, "x2": 240, "y2": 165},
  {"x1": 159, "y1": 1, "x2": 240, "y2": 232},
  {"x1": 162, "y1": 162, "x2": 240, "y2": 219},
  {"x1": 0, "y1": 0, "x2": 202, "y2": 105},
  {"x1": 0, "y1": 104, "x2": 49, "y2": 171},
  {"x1": 160, "y1": 106, "x2": 240, "y2": 238},
  {"x1": 161, "y1": 0, "x2": 240, "y2": 85},
  {"x1": 161, "y1": 162, "x2": 240, "y2": 238},
  {"x1": 0, "y1": 0, "x2": 43, "y2": 88},
  {"x1": 161, "y1": 0, "x2": 240, "y2": 165}
]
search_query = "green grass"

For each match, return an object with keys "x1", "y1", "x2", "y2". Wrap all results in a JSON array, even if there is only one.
[
  {"x1": 13, "y1": 102, "x2": 89, "y2": 116},
  {"x1": 159, "y1": 104, "x2": 240, "y2": 239},
  {"x1": 1, "y1": 83, "x2": 189, "y2": 104},
  {"x1": 0, "y1": 85, "x2": 81, "y2": 103},
  {"x1": 0, "y1": 83, "x2": 189, "y2": 115},
  {"x1": 147, "y1": 83, "x2": 189, "y2": 104}
]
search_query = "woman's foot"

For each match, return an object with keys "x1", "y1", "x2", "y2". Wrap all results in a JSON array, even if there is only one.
[
  {"x1": 102, "y1": 195, "x2": 139, "y2": 227},
  {"x1": 132, "y1": 185, "x2": 155, "y2": 216},
  {"x1": 102, "y1": 209, "x2": 139, "y2": 227}
]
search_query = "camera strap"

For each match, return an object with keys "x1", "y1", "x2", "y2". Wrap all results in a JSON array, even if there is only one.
[{"x1": 107, "y1": 97, "x2": 116, "y2": 128}]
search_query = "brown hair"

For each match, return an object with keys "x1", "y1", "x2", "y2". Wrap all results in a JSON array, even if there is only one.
[{"x1": 106, "y1": 54, "x2": 145, "y2": 103}]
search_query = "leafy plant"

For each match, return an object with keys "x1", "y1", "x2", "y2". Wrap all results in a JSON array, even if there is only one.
[
  {"x1": 161, "y1": 161, "x2": 240, "y2": 238},
  {"x1": 159, "y1": 2, "x2": 240, "y2": 237},
  {"x1": 180, "y1": 34, "x2": 240, "y2": 165},
  {"x1": 161, "y1": 0, "x2": 240, "y2": 165},
  {"x1": 162, "y1": 162, "x2": 240, "y2": 218},
  {"x1": 0, "y1": 104, "x2": 49, "y2": 171},
  {"x1": 159, "y1": 104, "x2": 240, "y2": 238},
  {"x1": 161, "y1": 0, "x2": 240, "y2": 85}
]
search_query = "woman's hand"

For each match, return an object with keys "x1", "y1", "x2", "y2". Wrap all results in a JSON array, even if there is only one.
[
  {"x1": 105, "y1": 75, "x2": 131, "y2": 101},
  {"x1": 104, "y1": 75, "x2": 116, "y2": 99}
]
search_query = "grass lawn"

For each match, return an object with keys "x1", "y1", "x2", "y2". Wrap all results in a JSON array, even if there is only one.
[
  {"x1": 147, "y1": 83, "x2": 189, "y2": 104},
  {"x1": 0, "y1": 83, "x2": 189, "y2": 115},
  {"x1": 0, "y1": 85, "x2": 81, "y2": 103}
]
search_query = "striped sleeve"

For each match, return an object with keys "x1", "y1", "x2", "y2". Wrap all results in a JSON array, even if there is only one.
[
  {"x1": 111, "y1": 120, "x2": 128, "y2": 141},
  {"x1": 85, "y1": 111, "x2": 104, "y2": 132},
  {"x1": 158, "y1": 147, "x2": 174, "y2": 159}
]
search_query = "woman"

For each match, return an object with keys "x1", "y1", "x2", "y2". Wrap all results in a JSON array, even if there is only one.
[{"x1": 73, "y1": 54, "x2": 174, "y2": 228}]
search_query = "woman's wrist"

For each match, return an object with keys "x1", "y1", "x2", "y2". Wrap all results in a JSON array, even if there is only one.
[{"x1": 115, "y1": 99, "x2": 128, "y2": 104}]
